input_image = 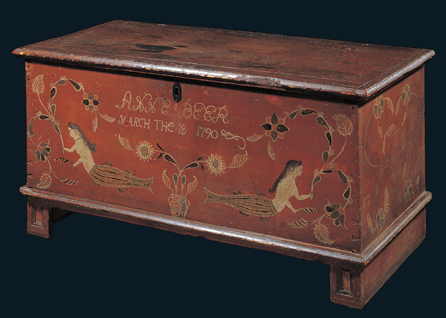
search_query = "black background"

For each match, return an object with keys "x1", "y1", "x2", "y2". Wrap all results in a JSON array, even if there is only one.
[{"x1": 3, "y1": 1, "x2": 445, "y2": 316}]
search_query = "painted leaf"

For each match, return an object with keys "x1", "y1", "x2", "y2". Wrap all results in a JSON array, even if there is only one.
[
  {"x1": 50, "y1": 104, "x2": 56, "y2": 116},
  {"x1": 289, "y1": 109, "x2": 300, "y2": 119},
  {"x1": 32, "y1": 75, "x2": 44, "y2": 94},
  {"x1": 312, "y1": 175, "x2": 321, "y2": 186},
  {"x1": 53, "y1": 123, "x2": 61, "y2": 136},
  {"x1": 325, "y1": 131, "x2": 332, "y2": 146},
  {"x1": 289, "y1": 218, "x2": 313, "y2": 228},
  {"x1": 67, "y1": 79, "x2": 81, "y2": 91},
  {"x1": 28, "y1": 117, "x2": 35, "y2": 137},
  {"x1": 55, "y1": 79, "x2": 66, "y2": 85},
  {"x1": 267, "y1": 140, "x2": 276, "y2": 161},
  {"x1": 314, "y1": 223, "x2": 335, "y2": 245},
  {"x1": 337, "y1": 170, "x2": 348, "y2": 184},
  {"x1": 186, "y1": 176, "x2": 198, "y2": 196},
  {"x1": 183, "y1": 162, "x2": 199, "y2": 171},
  {"x1": 316, "y1": 116, "x2": 329, "y2": 129},
  {"x1": 157, "y1": 141, "x2": 164, "y2": 151},
  {"x1": 118, "y1": 134, "x2": 134, "y2": 151},
  {"x1": 343, "y1": 186, "x2": 351, "y2": 199},
  {"x1": 384, "y1": 97, "x2": 394, "y2": 114},
  {"x1": 382, "y1": 124, "x2": 396, "y2": 154},
  {"x1": 333, "y1": 114, "x2": 353, "y2": 137},
  {"x1": 37, "y1": 173, "x2": 52, "y2": 189},
  {"x1": 325, "y1": 203, "x2": 340, "y2": 213},
  {"x1": 301, "y1": 108, "x2": 317, "y2": 116},
  {"x1": 182, "y1": 175, "x2": 186, "y2": 187},
  {"x1": 328, "y1": 210, "x2": 340, "y2": 219},
  {"x1": 402, "y1": 109, "x2": 408, "y2": 126},
  {"x1": 92, "y1": 113, "x2": 98, "y2": 132},
  {"x1": 54, "y1": 157, "x2": 70, "y2": 164},
  {"x1": 246, "y1": 134, "x2": 264, "y2": 142},
  {"x1": 322, "y1": 151, "x2": 329, "y2": 163},
  {"x1": 35, "y1": 150, "x2": 41, "y2": 163},
  {"x1": 334, "y1": 214, "x2": 346, "y2": 228},
  {"x1": 386, "y1": 124, "x2": 396, "y2": 138},
  {"x1": 229, "y1": 151, "x2": 248, "y2": 168},
  {"x1": 295, "y1": 207, "x2": 319, "y2": 215},
  {"x1": 99, "y1": 113, "x2": 116, "y2": 123},
  {"x1": 173, "y1": 173, "x2": 179, "y2": 187},
  {"x1": 38, "y1": 114, "x2": 51, "y2": 120},
  {"x1": 162, "y1": 169, "x2": 172, "y2": 192},
  {"x1": 164, "y1": 154, "x2": 178, "y2": 167},
  {"x1": 377, "y1": 126, "x2": 384, "y2": 138},
  {"x1": 60, "y1": 178, "x2": 79, "y2": 185},
  {"x1": 50, "y1": 87, "x2": 57, "y2": 100}
]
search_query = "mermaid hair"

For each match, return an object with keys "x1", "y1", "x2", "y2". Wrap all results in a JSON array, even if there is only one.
[
  {"x1": 68, "y1": 122, "x2": 97, "y2": 153},
  {"x1": 268, "y1": 160, "x2": 302, "y2": 194}
]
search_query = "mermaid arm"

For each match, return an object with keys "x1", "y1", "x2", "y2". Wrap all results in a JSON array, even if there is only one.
[
  {"x1": 296, "y1": 193, "x2": 312, "y2": 200},
  {"x1": 285, "y1": 201, "x2": 298, "y2": 213},
  {"x1": 64, "y1": 145, "x2": 76, "y2": 153},
  {"x1": 73, "y1": 158, "x2": 83, "y2": 167},
  {"x1": 293, "y1": 185, "x2": 313, "y2": 201}
]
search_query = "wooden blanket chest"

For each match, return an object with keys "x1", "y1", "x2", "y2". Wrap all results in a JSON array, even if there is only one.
[{"x1": 13, "y1": 20, "x2": 434, "y2": 308}]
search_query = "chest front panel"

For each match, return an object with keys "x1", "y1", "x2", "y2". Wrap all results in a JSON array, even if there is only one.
[{"x1": 25, "y1": 61, "x2": 361, "y2": 250}]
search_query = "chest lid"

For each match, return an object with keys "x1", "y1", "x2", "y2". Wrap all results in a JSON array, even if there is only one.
[{"x1": 13, "y1": 20, "x2": 434, "y2": 100}]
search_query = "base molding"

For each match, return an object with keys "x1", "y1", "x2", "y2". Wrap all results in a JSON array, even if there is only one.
[{"x1": 20, "y1": 186, "x2": 431, "y2": 308}]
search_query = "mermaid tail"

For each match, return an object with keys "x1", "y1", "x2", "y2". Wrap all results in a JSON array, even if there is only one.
[
  {"x1": 89, "y1": 162, "x2": 153, "y2": 192},
  {"x1": 204, "y1": 188, "x2": 277, "y2": 220}
]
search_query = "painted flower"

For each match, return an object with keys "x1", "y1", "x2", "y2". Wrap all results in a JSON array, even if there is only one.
[
  {"x1": 82, "y1": 91, "x2": 100, "y2": 112},
  {"x1": 206, "y1": 154, "x2": 226, "y2": 176},
  {"x1": 373, "y1": 95, "x2": 384, "y2": 119},
  {"x1": 404, "y1": 179, "x2": 414, "y2": 200},
  {"x1": 325, "y1": 202, "x2": 346, "y2": 228},
  {"x1": 261, "y1": 113, "x2": 289, "y2": 142},
  {"x1": 401, "y1": 84, "x2": 411, "y2": 105},
  {"x1": 135, "y1": 141, "x2": 155, "y2": 161},
  {"x1": 35, "y1": 142, "x2": 51, "y2": 163}
]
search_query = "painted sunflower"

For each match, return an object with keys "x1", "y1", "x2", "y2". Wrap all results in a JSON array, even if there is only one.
[
  {"x1": 135, "y1": 141, "x2": 155, "y2": 161},
  {"x1": 206, "y1": 154, "x2": 226, "y2": 176}
]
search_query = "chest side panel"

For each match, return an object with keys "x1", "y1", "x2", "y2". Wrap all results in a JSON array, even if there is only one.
[
  {"x1": 359, "y1": 68, "x2": 426, "y2": 251},
  {"x1": 25, "y1": 61, "x2": 360, "y2": 251}
]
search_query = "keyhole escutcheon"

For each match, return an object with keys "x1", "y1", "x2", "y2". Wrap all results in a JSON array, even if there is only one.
[{"x1": 173, "y1": 82, "x2": 182, "y2": 102}]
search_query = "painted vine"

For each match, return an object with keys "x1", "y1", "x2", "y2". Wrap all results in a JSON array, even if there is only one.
[
  {"x1": 366, "y1": 83, "x2": 420, "y2": 234},
  {"x1": 247, "y1": 106, "x2": 354, "y2": 245},
  {"x1": 27, "y1": 75, "x2": 115, "y2": 189}
]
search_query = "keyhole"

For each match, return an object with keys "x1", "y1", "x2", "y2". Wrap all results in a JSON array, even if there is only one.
[{"x1": 173, "y1": 82, "x2": 182, "y2": 102}]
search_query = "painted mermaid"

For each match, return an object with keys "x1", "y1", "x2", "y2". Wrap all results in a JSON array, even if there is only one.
[
  {"x1": 204, "y1": 160, "x2": 312, "y2": 220},
  {"x1": 64, "y1": 122, "x2": 153, "y2": 192}
]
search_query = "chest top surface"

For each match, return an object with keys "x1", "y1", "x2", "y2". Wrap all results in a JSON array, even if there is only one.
[{"x1": 13, "y1": 20, "x2": 434, "y2": 99}]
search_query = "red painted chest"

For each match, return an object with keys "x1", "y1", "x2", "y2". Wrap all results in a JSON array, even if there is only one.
[{"x1": 13, "y1": 20, "x2": 434, "y2": 308}]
